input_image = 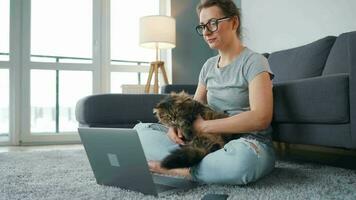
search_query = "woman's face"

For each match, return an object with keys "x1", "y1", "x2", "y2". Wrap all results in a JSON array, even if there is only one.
[{"x1": 199, "y1": 6, "x2": 236, "y2": 49}]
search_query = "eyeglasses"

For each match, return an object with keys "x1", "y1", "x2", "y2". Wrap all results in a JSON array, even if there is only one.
[{"x1": 195, "y1": 16, "x2": 231, "y2": 36}]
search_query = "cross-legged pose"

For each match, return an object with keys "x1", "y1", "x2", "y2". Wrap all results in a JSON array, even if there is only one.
[{"x1": 134, "y1": 0, "x2": 275, "y2": 185}]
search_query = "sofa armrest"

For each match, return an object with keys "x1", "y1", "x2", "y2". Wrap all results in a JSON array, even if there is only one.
[
  {"x1": 161, "y1": 84, "x2": 197, "y2": 95},
  {"x1": 75, "y1": 94, "x2": 166, "y2": 128},
  {"x1": 273, "y1": 74, "x2": 349, "y2": 123}
]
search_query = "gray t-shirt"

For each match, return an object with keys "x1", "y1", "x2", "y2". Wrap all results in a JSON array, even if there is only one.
[{"x1": 198, "y1": 48, "x2": 274, "y2": 141}]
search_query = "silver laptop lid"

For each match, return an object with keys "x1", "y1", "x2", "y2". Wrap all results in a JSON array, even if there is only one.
[{"x1": 78, "y1": 127, "x2": 158, "y2": 196}]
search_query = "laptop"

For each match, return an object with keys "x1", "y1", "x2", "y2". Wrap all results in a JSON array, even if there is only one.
[{"x1": 78, "y1": 127, "x2": 199, "y2": 197}]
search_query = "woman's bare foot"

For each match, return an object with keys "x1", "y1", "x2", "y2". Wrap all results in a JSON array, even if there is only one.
[{"x1": 148, "y1": 160, "x2": 192, "y2": 178}]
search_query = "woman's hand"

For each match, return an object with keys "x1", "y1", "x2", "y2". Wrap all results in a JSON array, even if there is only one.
[
  {"x1": 167, "y1": 127, "x2": 185, "y2": 145},
  {"x1": 193, "y1": 114, "x2": 206, "y2": 134},
  {"x1": 148, "y1": 160, "x2": 167, "y2": 174}
]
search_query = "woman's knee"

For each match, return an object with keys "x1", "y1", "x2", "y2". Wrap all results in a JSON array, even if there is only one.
[
  {"x1": 133, "y1": 122, "x2": 169, "y2": 133},
  {"x1": 133, "y1": 122, "x2": 151, "y2": 131},
  {"x1": 226, "y1": 164, "x2": 257, "y2": 185},
  {"x1": 133, "y1": 122, "x2": 178, "y2": 161},
  {"x1": 133, "y1": 123, "x2": 167, "y2": 142},
  {"x1": 190, "y1": 140, "x2": 262, "y2": 185},
  {"x1": 191, "y1": 161, "x2": 256, "y2": 185},
  {"x1": 193, "y1": 163, "x2": 258, "y2": 185},
  {"x1": 192, "y1": 140, "x2": 275, "y2": 185}
]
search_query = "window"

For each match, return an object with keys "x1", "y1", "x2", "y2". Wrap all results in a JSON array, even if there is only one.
[
  {"x1": 110, "y1": 0, "x2": 160, "y2": 92},
  {"x1": 110, "y1": 0, "x2": 159, "y2": 63},
  {"x1": 58, "y1": 71, "x2": 92, "y2": 132},
  {"x1": 0, "y1": 69, "x2": 9, "y2": 141},
  {"x1": 29, "y1": 0, "x2": 94, "y2": 135},
  {"x1": 3, "y1": 0, "x2": 169, "y2": 145},
  {"x1": 0, "y1": 0, "x2": 9, "y2": 61},
  {"x1": 30, "y1": 70, "x2": 92, "y2": 133},
  {"x1": 110, "y1": 72, "x2": 151, "y2": 93},
  {"x1": 0, "y1": 0, "x2": 9, "y2": 142},
  {"x1": 31, "y1": 0, "x2": 92, "y2": 63}
]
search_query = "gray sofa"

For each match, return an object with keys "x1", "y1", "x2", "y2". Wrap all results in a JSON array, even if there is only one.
[{"x1": 75, "y1": 31, "x2": 356, "y2": 149}]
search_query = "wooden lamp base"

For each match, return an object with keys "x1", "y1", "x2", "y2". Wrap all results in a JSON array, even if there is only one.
[{"x1": 145, "y1": 61, "x2": 169, "y2": 94}]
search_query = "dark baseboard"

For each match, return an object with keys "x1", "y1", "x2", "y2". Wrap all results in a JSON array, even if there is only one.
[{"x1": 273, "y1": 142, "x2": 356, "y2": 170}]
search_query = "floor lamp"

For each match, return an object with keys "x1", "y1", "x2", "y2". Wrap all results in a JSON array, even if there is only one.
[{"x1": 139, "y1": 15, "x2": 176, "y2": 94}]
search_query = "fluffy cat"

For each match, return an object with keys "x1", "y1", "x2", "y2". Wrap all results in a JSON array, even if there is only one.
[{"x1": 153, "y1": 92, "x2": 235, "y2": 169}]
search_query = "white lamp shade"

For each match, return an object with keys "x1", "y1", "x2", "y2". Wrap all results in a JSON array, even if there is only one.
[{"x1": 139, "y1": 15, "x2": 176, "y2": 49}]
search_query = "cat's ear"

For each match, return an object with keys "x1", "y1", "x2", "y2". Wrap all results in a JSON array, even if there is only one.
[
  {"x1": 178, "y1": 91, "x2": 186, "y2": 96},
  {"x1": 170, "y1": 91, "x2": 178, "y2": 96},
  {"x1": 177, "y1": 91, "x2": 190, "y2": 98},
  {"x1": 153, "y1": 108, "x2": 158, "y2": 115}
]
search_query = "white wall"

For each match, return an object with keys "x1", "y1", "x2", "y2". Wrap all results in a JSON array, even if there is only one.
[{"x1": 241, "y1": 0, "x2": 356, "y2": 53}]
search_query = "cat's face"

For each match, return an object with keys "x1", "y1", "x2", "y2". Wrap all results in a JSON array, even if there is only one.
[{"x1": 153, "y1": 92, "x2": 197, "y2": 129}]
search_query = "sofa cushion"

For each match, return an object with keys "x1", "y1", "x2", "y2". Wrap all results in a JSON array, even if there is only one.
[
  {"x1": 272, "y1": 123, "x2": 352, "y2": 148},
  {"x1": 268, "y1": 36, "x2": 336, "y2": 83},
  {"x1": 161, "y1": 84, "x2": 197, "y2": 94},
  {"x1": 322, "y1": 31, "x2": 356, "y2": 75},
  {"x1": 273, "y1": 74, "x2": 349, "y2": 123},
  {"x1": 75, "y1": 94, "x2": 166, "y2": 126}
]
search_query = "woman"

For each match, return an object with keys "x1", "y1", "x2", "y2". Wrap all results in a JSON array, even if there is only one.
[{"x1": 134, "y1": 0, "x2": 275, "y2": 185}]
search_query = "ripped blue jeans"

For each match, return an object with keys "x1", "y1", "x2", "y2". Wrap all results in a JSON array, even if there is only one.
[{"x1": 133, "y1": 122, "x2": 275, "y2": 185}]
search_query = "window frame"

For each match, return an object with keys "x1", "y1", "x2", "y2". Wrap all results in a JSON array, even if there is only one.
[
  {"x1": 0, "y1": 0, "x2": 11, "y2": 145},
  {"x1": 2, "y1": 0, "x2": 171, "y2": 145},
  {"x1": 0, "y1": 67, "x2": 10, "y2": 145},
  {"x1": 19, "y1": 0, "x2": 98, "y2": 144}
]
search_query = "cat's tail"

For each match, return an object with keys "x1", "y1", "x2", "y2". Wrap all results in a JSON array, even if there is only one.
[{"x1": 160, "y1": 147, "x2": 207, "y2": 169}]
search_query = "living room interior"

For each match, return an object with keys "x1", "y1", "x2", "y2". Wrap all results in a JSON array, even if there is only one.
[{"x1": 1, "y1": 0, "x2": 356, "y2": 199}]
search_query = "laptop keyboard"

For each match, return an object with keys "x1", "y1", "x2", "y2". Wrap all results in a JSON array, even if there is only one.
[{"x1": 154, "y1": 183, "x2": 177, "y2": 192}]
